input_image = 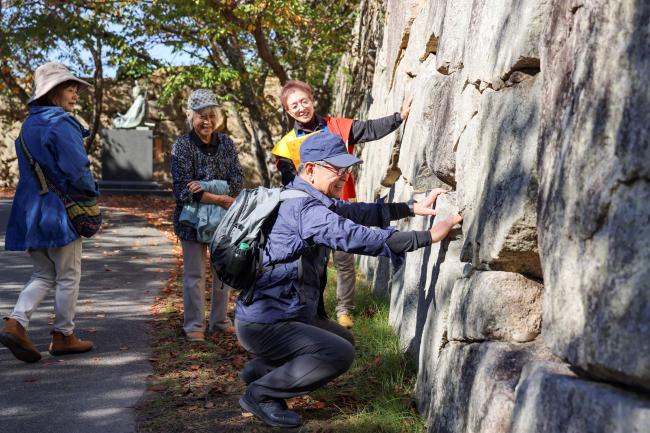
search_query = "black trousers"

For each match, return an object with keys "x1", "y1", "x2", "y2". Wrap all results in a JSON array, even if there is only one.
[{"x1": 235, "y1": 317, "x2": 355, "y2": 401}]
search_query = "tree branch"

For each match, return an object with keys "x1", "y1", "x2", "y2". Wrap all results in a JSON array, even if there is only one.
[{"x1": 0, "y1": 59, "x2": 30, "y2": 105}]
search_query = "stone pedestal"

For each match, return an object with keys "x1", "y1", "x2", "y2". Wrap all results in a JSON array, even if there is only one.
[
  {"x1": 100, "y1": 129, "x2": 168, "y2": 196},
  {"x1": 101, "y1": 129, "x2": 153, "y2": 182}
]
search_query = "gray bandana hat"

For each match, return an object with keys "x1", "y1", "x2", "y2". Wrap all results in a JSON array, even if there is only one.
[{"x1": 187, "y1": 89, "x2": 219, "y2": 111}]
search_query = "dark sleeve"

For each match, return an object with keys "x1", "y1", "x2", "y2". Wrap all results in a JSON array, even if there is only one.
[
  {"x1": 171, "y1": 136, "x2": 195, "y2": 204},
  {"x1": 348, "y1": 112, "x2": 403, "y2": 145},
  {"x1": 386, "y1": 230, "x2": 432, "y2": 254},
  {"x1": 276, "y1": 156, "x2": 297, "y2": 186},
  {"x1": 333, "y1": 201, "x2": 391, "y2": 228},
  {"x1": 333, "y1": 201, "x2": 412, "y2": 226},
  {"x1": 386, "y1": 203, "x2": 413, "y2": 220}
]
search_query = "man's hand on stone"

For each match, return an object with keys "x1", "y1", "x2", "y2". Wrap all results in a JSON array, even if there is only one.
[
  {"x1": 413, "y1": 188, "x2": 449, "y2": 216},
  {"x1": 401, "y1": 95, "x2": 413, "y2": 120}
]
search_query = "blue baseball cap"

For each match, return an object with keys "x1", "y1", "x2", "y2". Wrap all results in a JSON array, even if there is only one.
[{"x1": 300, "y1": 132, "x2": 362, "y2": 168}]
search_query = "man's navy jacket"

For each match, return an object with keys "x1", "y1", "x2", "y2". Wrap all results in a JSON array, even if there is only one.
[{"x1": 234, "y1": 176, "x2": 402, "y2": 324}]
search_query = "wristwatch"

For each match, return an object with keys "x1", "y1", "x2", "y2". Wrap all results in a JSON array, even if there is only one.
[{"x1": 407, "y1": 198, "x2": 415, "y2": 217}]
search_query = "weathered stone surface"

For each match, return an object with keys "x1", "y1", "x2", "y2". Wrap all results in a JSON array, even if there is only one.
[
  {"x1": 537, "y1": 0, "x2": 650, "y2": 389},
  {"x1": 389, "y1": 192, "x2": 463, "y2": 356},
  {"x1": 369, "y1": 256, "x2": 391, "y2": 300},
  {"x1": 448, "y1": 271, "x2": 543, "y2": 343},
  {"x1": 457, "y1": 75, "x2": 542, "y2": 278},
  {"x1": 0, "y1": 120, "x2": 20, "y2": 187},
  {"x1": 510, "y1": 361, "x2": 650, "y2": 433},
  {"x1": 463, "y1": 0, "x2": 550, "y2": 89},
  {"x1": 332, "y1": 0, "x2": 385, "y2": 118},
  {"x1": 414, "y1": 196, "x2": 465, "y2": 414},
  {"x1": 427, "y1": 341, "x2": 551, "y2": 433},
  {"x1": 424, "y1": 73, "x2": 480, "y2": 187},
  {"x1": 414, "y1": 243, "x2": 463, "y2": 416},
  {"x1": 384, "y1": 0, "x2": 425, "y2": 83},
  {"x1": 397, "y1": 57, "x2": 444, "y2": 186},
  {"x1": 435, "y1": 0, "x2": 473, "y2": 75},
  {"x1": 413, "y1": 0, "x2": 447, "y2": 62},
  {"x1": 333, "y1": 0, "x2": 650, "y2": 427}
]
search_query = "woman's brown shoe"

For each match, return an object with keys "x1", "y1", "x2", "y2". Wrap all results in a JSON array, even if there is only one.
[
  {"x1": 0, "y1": 318, "x2": 42, "y2": 363},
  {"x1": 49, "y1": 331, "x2": 94, "y2": 356}
]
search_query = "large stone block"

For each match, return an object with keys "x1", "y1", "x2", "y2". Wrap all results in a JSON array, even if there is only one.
[
  {"x1": 463, "y1": 0, "x2": 550, "y2": 89},
  {"x1": 413, "y1": 0, "x2": 447, "y2": 61},
  {"x1": 331, "y1": 0, "x2": 385, "y2": 118},
  {"x1": 537, "y1": 0, "x2": 650, "y2": 389},
  {"x1": 397, "y1": 58, "x2": 446, "y2": 186},
  {"x1": 435, "y1": 0, "x2": 473, "y2": 75},
  {"x1": 448, "y1": 271, "x2": 543, "y2": 343},
  {"x1": 424, "y1": 73, "x2": 480, "y2": 187},
  {"x1": 457, "y1": 75, "x2": 542, "y2": 278},
  {"x1": 427, "y1": 341, "x2": 550, "y2": 433},
  {"x1": 384, "y1": 0, "x2": 426, "y2": 86},
  {"x1": 510, "y1": 361, "x2": 650, "y2": 433},
  {"x1": 414, "y1": 250, "x2": 463, "y2": 417},
  {"x1": 389, "y1": 192, "x2": 462, "y2": 356},
  {"x1": 414, "y1": 204, "x2": 465, "y2": 414}
]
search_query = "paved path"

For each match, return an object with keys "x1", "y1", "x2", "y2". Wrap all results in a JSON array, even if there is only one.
[{"x1": 0, "y1": 199, "x2": 175, "y2": 433}]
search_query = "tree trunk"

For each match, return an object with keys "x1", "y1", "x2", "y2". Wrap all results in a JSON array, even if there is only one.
[
  {"x1": 0, "y1": 60, "x2": 30, "y2": 106},
  {"x1": 251, "y1": 21, "x2": 288, "y2": 85},
  {"x1": 219, "y1": 38, "x2": 274, "y2": 187},
  {"x1": 86, "y1": 37, "x2": 103, "y2": 155},
  {"x1": 210, "y1": 1, "x2": 289, "y2": 85}
]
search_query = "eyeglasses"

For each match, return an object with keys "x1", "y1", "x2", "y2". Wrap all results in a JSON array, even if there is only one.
[
  {"x1": 314, "y1": 161, "x2": 353, "y2": 176},
  {"x1": 287, "y1": 98, "x2": 312, "y2": 113}
]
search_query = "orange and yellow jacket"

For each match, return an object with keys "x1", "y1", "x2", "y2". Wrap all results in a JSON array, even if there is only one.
[{"x1": 272, "y1": 113, "x2": 404, "y2": 202}]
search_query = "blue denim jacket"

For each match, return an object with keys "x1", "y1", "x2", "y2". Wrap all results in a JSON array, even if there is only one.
[
  {"x1": 234, "y1": 176, "x2": 402, "y2": 324},
  {"x1": 5, "y1": 106, "x2": 98, "y2": 251}
]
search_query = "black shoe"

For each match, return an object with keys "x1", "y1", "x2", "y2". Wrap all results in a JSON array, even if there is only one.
[{"x1": 239, "y1": 392, "x2": 301, "y2": 428}]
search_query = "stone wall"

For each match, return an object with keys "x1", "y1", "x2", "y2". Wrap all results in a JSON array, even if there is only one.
[{"x1": 332, "y1": 0, "x2": 650, "y2": 431}]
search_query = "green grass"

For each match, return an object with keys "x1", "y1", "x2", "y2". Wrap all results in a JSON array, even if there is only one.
[
  {"x1": 137, "y1": 258, "x2": 425, "y2": 433},
  {"x1": 312, "y1": 267, "x2": 426, "y2": 433}
]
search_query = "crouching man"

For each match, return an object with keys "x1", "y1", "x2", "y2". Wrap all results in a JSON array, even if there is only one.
[{"x1": 235, "y1": 132, "x2": 462, "y2": 428}]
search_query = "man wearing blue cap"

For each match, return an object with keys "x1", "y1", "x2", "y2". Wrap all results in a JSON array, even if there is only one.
[{"x1": 234, "y1": 132, "x2": 462, "y2": 428}]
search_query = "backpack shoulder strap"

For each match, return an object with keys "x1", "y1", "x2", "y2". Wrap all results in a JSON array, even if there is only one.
[
  {"x1": 279, "y1": 189, "x2": 309, "y2": 201},
  {"x1": 18, "y1": 120, "x2": 49, "y2": 195}
]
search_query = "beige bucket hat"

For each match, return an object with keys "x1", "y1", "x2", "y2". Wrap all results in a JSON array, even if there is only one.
[{"x1": 28, "y1": 61, "x2": 91, "y2": 104}]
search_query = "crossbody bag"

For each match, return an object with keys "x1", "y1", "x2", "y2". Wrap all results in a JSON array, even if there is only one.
[{"x1": 18, "y1": 125, "x2": 102, "y2": 238}]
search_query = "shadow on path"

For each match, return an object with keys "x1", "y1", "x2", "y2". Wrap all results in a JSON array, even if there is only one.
[{"x1": 0, "y1": 200, "x2": 175, "y2": 433}]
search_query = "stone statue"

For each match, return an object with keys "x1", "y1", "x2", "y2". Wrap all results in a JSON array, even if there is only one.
[{"x1": 112, "y1": 84, "x2": 147, "y2": 129}]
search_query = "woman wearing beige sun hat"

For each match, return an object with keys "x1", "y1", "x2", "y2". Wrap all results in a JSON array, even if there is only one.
[{"x1": 0, "y1": 61, "x2": 99, "y2": 363}]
